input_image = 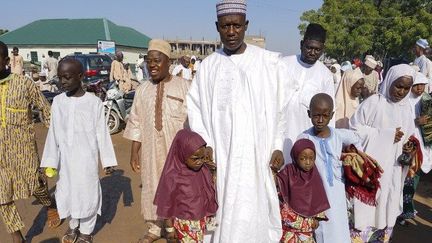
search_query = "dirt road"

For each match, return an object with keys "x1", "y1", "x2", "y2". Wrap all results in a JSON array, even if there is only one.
[{"x1": 0, "y1": 124, "x2": 430, "y2": 242}]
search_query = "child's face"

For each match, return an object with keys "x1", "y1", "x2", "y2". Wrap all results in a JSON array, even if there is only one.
[
  {"x1": 411, "y1": 84, "x2": 426, "y2": 97},
  {"x1": 389, "y1": 76, "x2": 413, "y2": 102},
  {"x1": 350, "y1": 78, "x2": 365, "y2": 98},
  {"x1": 308, "y1": 102, "x2": 334, "y2": 133},
  {"x1": 297, "y1": 148, "x2": 315, "y2": 172},
  {"x1": 185, "y1": 146, "x2": 206, "y2": 171},
  {"x1": 58, "y1": 62, "x2": 83, "y2": 93}
]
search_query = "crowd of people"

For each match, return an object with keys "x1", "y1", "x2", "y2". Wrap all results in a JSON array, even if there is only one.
[{"x1": 0, "y1": 0, "x2": 432, "y2": 243}]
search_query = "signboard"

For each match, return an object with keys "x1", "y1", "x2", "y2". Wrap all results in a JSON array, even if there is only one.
[{"x1": 97, "y1": 40, "x2": 116, "y2": 54}]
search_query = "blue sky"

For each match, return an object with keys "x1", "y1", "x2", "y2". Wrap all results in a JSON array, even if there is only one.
[{"x1": 1, "y1": 0, "x2": 323, "y2": 55}]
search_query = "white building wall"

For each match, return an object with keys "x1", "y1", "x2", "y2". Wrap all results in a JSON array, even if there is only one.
[{"x1": 10, "y1": 45, "x2": 147, "y2": 67}]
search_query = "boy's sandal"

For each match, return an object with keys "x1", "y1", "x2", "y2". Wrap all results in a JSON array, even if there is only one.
[
  {"x1": 47, "y1": 208, "x2": 62, "y2": 229},
  {"x1": 62, "y1": 228, "x2": 78, "y2": 243},
  {"x1": 104, "y1": 167, "x2": 116, "y2": 175},
  {"x1": 76, "y1": 233, "x2": 93, "y2": 243}
]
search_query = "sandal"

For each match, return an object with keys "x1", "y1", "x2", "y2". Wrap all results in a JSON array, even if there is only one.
[
  {"x1": 104, "y1": 166, "x2": 116, "y2": 175},
  {"x1": 62, "y1": 228, "x2": 78, "y2": 243},
  {"x1": 47, "y1": 207, "x2": 62, "y2": 229},
  {"x1": 76, "y1": 233, "x2": 93, "y2": 243}
]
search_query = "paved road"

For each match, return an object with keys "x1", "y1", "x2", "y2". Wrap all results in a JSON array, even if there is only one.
[{"x1": 0, "y1": 124, "x2": 431, "y2": 242}]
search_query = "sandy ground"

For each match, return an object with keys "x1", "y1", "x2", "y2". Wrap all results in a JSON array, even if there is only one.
[{"x1": 0, "y1": 123, "x2": 431, "y2": 243}]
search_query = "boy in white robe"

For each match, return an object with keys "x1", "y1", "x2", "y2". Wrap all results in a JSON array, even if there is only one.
[
  {"x1": 41, "y1": 58, "x2": 117, "y2": 243},
  {"x1": 349, "y1": 64, "x2": 416, "y2": 242},
  {"x1": 299, "y1": 93, "x2": 361, "y2": 243}
]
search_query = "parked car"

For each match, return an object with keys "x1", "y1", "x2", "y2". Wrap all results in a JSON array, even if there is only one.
[{"x1": 65, "y1": 54, "x2": 112, "y2": 83}]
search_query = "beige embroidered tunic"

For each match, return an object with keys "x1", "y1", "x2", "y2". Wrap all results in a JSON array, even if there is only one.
[{"x1": 123, "y1": 75, "x2": 190, "y2": 220}]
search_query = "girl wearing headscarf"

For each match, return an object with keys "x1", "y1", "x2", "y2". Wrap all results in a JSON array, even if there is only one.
[
  {"x1": 153, "y1": 129, "x2": 218, "y2": 243},
  {"x1": 349, "y1": 64, "x2": 416, "y2": 242},
  {"x1": 276, "y1": 139, "x2": 330, "y2": 243},
  {"x1": 330, "y1": 63, "x2": 342, "y2": 91},
  {"x1": 398, "y1": 72, "x2": 430, "y2": 225},
  {"x1": 335, "y1": 69, "x2": 365, "y2": 129}
]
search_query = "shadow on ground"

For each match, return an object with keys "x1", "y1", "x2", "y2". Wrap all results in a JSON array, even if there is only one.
[{"x1": 93, "y1": 169, "x2": 133, "y2": 235}]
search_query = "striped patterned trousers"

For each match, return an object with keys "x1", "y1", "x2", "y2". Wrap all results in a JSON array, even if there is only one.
[{"x1": 0, "y1": 173, "x2": 54, "y2": 233}]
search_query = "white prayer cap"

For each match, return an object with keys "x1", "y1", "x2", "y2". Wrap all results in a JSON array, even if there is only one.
[
  {"x1": 39, "y1": 72, "x2": 46, "y2": 77},
  {"x1": 416, "y1": 38, "x2": 429, "y2": 49},
  {"x1": 364, "y1": 57, "x2": 377, "y2": 69},
  {"x1": 341, "y1": 61, "x2": 353, "y2": 72},
  {"x1": 148, "y1": 39, "x2": 171, "y2": 58},
  {"x1": 365, "y1": 55, "x2": 375, "y2": 60},
  {"x1": 330, "y1": 58, "x2": 337, "y2": 64},
  {"x1": 191, "y1": 55, "x2": 197, "y2": 61},
  {"x1": 216, "y1": 0, "x2": 247, "y2": 17}
]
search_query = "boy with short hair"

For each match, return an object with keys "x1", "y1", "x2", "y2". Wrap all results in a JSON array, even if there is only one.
[
  {"x1": 299, "y1": 93, "x2": 362, "y2": 243},
  {"x1": 41, "y1": 58, "x2": 117, "y2": 243}
]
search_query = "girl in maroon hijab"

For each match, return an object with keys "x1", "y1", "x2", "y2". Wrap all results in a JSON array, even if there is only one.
[
  {"x1": 276, "y1": 138, "x2": 330, "y2": 243},
  {"x1": 154, "y1": 129, "x2": 217, "y2": 243}
]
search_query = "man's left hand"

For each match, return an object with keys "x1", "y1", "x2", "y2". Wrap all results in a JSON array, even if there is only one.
[{"x1": 269, "y1": 150, "x2": 284, "y2": 172}]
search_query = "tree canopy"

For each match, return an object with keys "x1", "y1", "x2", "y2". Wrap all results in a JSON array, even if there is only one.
[{"x1": 299, "y1": 0, "x2": 432, "y2": 62}]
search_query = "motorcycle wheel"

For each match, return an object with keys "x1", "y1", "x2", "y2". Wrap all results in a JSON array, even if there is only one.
[{"x1": 106, "y1": 109, "x2": 121, "y2": 134}]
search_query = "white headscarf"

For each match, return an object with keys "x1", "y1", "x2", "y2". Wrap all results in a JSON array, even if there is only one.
[
  {"x1": 331, "y1": 63, "x2": 341, "y2": 87},
  {"x1": 335, "y1": 69, "x2": 364, "y2": 128},
  {"x1": 379, "y1": 64, "x2": 416, "y2": 104},
  {"x1": 341, "y1": 61, "x2": 353, "y2": 72},
  {"x1": 409, "y1": 72, "x2": 429, "y2": 107}
]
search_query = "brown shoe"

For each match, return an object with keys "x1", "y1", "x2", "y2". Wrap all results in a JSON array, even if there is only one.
[
  {"x1": 47, "y1": 207, "x2": 62, "y2": 229},
  {"x1": 76, "y1": 233, "x2": 93, "y2": 243},
  {"x1": 62, "y1": 228, "x2": 78, "y2": 243}
]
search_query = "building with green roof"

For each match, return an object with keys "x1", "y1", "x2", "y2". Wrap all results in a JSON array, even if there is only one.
[{"x1": 0, "y1": 18, "x2": 151, "y2": 64}]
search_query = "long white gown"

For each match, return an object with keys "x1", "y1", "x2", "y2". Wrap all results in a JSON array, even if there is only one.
[
  {"x1": 187, "y1": 44, "x2": 290, "y2": 243},
  {"x1": 41, "y1": 92, "x2": 117, "y2": 219},
  {"x1": 349, "y1": 64, "x2": 416, "y2": 231}
]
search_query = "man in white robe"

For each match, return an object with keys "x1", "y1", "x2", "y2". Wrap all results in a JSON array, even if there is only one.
[
  {"x1": 362, "y1": 56, "x2": 380, "y2": 96},
  {"x1": 44, "y1": 51, "x2": 58, "y2": 80},
  {"x1": 187, "y1": 1, "x2": 289, "y2": 242},
  {"x1": 414, "y1": 38, "x2": 432, "y2": 90},
  {"x1": 282, "y1": 23, "x2": 335, "y2": 157},
  {"x1": 172, "y1": 55, "x2": 192, "y2": 80}
]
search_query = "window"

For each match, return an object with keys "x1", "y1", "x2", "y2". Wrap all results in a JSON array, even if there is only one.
[
  {"x1": 30, "y1": 51, "x2": 38, "y2": 63},
  {"x1": 89, "y1": 56, "x2": 111, "y2": 69}
]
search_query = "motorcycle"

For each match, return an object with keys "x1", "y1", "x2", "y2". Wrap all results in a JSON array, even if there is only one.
[
  {"x1": 104, "y1": 82, "x2": 135, "y2": 134},
  {"x1": 83, "y1": 78, "x2": 107, "y2": 101}
]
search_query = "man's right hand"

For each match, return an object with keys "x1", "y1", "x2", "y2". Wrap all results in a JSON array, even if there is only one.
[
  {"x1": 130, "y1": 152, "x2": 140, "y2": 172},
  {"x1": 130, "y1": 141, "x2": 142, "y2": 172}
]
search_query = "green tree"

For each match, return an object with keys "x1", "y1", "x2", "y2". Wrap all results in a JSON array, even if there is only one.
[
  {"x1": 0, "y1": 29, "x2": 8, "y2": 36},
  {"x1": 299, "y1": 0, "x2": 432, "y2": 61}
]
